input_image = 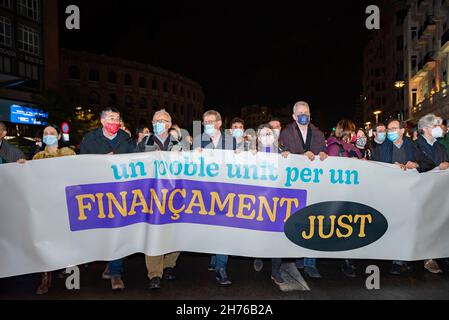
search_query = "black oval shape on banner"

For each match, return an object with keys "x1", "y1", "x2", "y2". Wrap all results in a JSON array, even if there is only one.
[{"x1": 284, "y1": 202, "x2": 388, "y2": 252}]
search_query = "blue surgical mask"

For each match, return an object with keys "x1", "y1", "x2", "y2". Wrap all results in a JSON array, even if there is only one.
[
  {"x1": 153, "y1": 122, "x2": 166, "y2": 136},
  {"x1": 376, "y1": 133, "x2": 386, "y2": 143},
  {"x1": 388, "y1": 131, "x2": 400, "y2": 143},
  {"x1": 297, "y1": 114, "x2": 310, "y2": 126},
  {"x1": 43, "y1": 135, "x2": 58, "y2": 147},
  {"x1": 232, "y1": 129, "x2": 244, "y2": 139},
  {"x1": 205, "y1": 125, "x2": 216, "y2": 136}
]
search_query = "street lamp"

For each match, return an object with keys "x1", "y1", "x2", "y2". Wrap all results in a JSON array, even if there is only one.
[
  {"x1": 373, "y1": 110, "x2": 382, "y2": 124},
  {"x1": 394, "y1": 81, "x2": 405, "y2": 89}
]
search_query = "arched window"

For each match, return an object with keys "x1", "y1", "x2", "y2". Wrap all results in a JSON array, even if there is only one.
[
  {"x1": 68, "y1": 65, "x2": 80, "y2": 79},
  {"x1": 152, "y1": 79, "x2": 158, "y2": 90},
  {"x1": 124, "y1": 74, "x2": 132, "y2": 86},
  {"x1": 89, "y1": 69, "x2": 100, "y2": 82},
  {"x1": 163, "y1": 82, "x2": 168, "y2": 93},
  {"x1": 173, "y1": 84, "x2": 177, "y2": 95},
  {"x1": 139, "y1": 77, "x2": 147, "y2": 88},
  {"x1": 108, "y1": 71, "x2": 117, "y2": 83},
  {"x1": 88, "y1": 91, "x2": 100, "y2": 105}
]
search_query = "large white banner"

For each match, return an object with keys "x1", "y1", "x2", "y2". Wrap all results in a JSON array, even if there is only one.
[{"x1": 1, "y1": 150, "x2": 449, "y2": 278}]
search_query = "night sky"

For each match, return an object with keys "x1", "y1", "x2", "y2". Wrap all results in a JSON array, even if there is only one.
[{"x1": 59, "y1": 0, "x2": 376, "y2": 130}]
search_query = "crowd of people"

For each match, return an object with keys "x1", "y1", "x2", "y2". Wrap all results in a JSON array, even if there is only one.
[{"x1": 1, "y1": 100, "x2": 449, "y2": 294}]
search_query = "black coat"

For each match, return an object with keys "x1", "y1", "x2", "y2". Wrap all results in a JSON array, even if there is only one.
[
  {"x1": 0, "y1": 140, "x2": 25, "y2": 163},
  {"x1": 414, "y1": 135, "x2": 449, "y2": 172},
  {"x1": 80, "y1": 128, "x2": 135, "y2": 155}
]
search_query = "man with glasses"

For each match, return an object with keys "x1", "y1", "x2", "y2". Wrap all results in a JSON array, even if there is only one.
[
  {"x1": 136, "y1": 109, "x2": 183, "y2": 153},
  {"x1": 193, "y1": 110, "x2": 236, "y2": 285},
  {"x1": 136, "y1": 109, "x2": 182, "y2": 290},
  {"x1": 415, "y1": 114, "x2": 449, "y2": 274},
  {"x1": 80, "y1": 107, "x2": 135, "y2": 291},
  {"x1": 279, "y1": 101, "x2": 327, "y2": 279},
  {"x1": 376, "y1": 119, "x2": 421, "y2": 275}
]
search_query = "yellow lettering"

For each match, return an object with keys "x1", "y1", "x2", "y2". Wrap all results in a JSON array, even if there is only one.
[
  {"x1": 236, "y1": 194, "x2": 256, "y2": 220},
  {"x1": 354, "y1": 214, "x2": 373, "y2": 238},
  {"x1": 257, "y1": 196, "x2": 280, "y2": 222},
  {"x1": 336, "y1": 215, "x2": 353, "y2": 238},
  {"x1": 302, "y1": 216, "x2": 316, "y2": 240},
  {"x1": 168, "y1": 189, "x2": 187, "y2": 221},
  {"x1": 210, "y1": 192, "x2": 236, "y2": 218},
  {"x1": 106, "y1": 192, "x2": 128, "y2": 218},
  {"x1": 75, "y1": 194, "x2": 95, "y2": 221},
  {"x1": 149, "y1": 189, "x2": 168, "y2": 215},
  {"x1": 129, "y1": 190, "x2": 150, "y2": 216},
  {"x1": 318, "y1": 215, "x2": 336, "y2": 239},
  {"x1": 185, "y1": 190, "x2": 207, "y2": 215},
  {"x1": 280, "y1": 198, "x2": 300, "y2": 223}
]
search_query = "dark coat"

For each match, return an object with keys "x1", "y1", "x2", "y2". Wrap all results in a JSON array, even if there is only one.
[
  {"x1": 279, "y1": 122, "x2": 326, "y2": 155},
  {"x1": 374, "y1": 138, "x2": 415, "y2": 164},
  {"x1": 193, "y1": 131, "x2": 236, "y2": 151},
  {"x1": 80, "y1": 128, "x2": 135, "y2": 155},
  {"x1": 0, "y1": 140, "x2": 25, "y2": 163},
  {"x1": 136, "y1": 134, "x2": 182, "y2": 152},
  {"x1": 414, "y1": 135, "x2": 449, "y2": 172}
]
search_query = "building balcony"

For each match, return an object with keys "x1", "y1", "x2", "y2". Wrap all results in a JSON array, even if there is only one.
[{"x1": 411, "y1": 87, "x2": 449, "y2": 120}]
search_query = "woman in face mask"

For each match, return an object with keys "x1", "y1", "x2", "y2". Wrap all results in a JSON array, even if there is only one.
[
  {"x1": 31, "y1": 124, "x2": 76, "y2": 294},
  {"x1": 253, "y1": 124, "x2": 285, "y2": 286},
  {"x1": 354, "y1": 128, "x2": 371, "y2": 160}
]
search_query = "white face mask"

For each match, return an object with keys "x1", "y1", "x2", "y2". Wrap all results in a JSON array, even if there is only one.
[{"x1": 432, "y1": 127, "x2": 444, "y2": 139}]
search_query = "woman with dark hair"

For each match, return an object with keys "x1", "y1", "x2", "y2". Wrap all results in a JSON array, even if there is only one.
[
  {"x1": 326, "y1": 120, "x2": 361, "y2": 278},
  {"x1": 326, "y1": 120, "x2": 362, "y2": 159},
  {"x1": 31, "y1": 124, "x2": 76, "y2": 294},
  {"x1": 355, "y1": 128, "x2": 371, "y2": 160},
  {"x1": 252, "y1": 124, "x2": 287, "y2": 287}
]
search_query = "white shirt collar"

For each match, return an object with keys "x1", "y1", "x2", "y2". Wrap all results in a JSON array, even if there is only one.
[{"x1": 423, "y1": 135, "x2": 436, "y2": 146}]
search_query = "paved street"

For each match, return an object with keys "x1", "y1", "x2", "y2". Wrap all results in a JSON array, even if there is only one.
[{"x1": 1, "y1": 253, "x2": 448, "y2": 300}]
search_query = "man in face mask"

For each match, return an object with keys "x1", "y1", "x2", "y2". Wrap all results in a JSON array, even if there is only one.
[
  {"x1": 415, "y1": 114, "x2": 449, "y2": 275},
  {"x1": 79, "y1": 107, "x2": 135, "y2": 291},
  {"x1": 279, "y1": 102, "x2": 327, "y2": 279},
  {"x1": 0, "y1": 121, "x2": 25, "y2": 164},
  {"x1": 371, "y1": 123, "x2": 387, "y2": 162},
  {"x1": 374, "y1": 119, "x2": 421, "y2": 275},
  {"x1": 279, "y1": 101, "x2": 327, "y2": 162},
  {"x1": 230, "y1": 118, "x2": 252, "y2": 151},
  {"x1": 137, "y1": 109, "x2": 183, "y2": 153},
  {"x1": 194, "y1": 110, "x2": 236, "y2": 151},
  {"x1": 193, "y1": 110, "x2": 236, "y2": 286},
  {"x1": 135, "y1": 109, "x2": 182, "y2": 290}
]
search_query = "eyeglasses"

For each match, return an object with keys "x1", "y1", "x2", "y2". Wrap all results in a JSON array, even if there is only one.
[
  {"x1": 203, "y1": 121, "x2": 217, "y2": 126},
  {"x1": 152, "y1": 120, "x2": 170, "y2": 125},
  {"x1": 387, "y1": 127, "x2": 400, "y2": 132},
  {"x1": 104, "y1": 117, "x2": 121, "y2": 122}
]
